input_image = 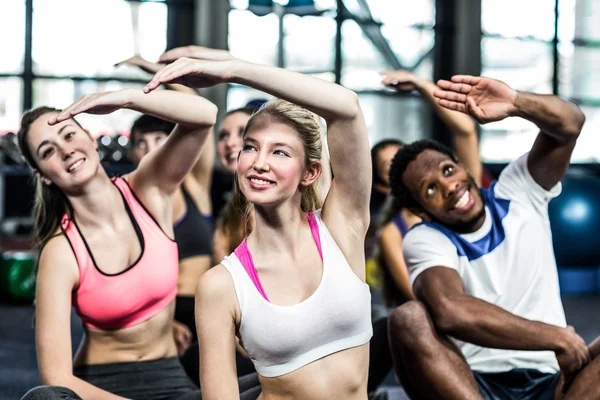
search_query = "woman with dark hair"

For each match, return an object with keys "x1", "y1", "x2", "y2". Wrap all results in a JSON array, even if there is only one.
[
  {"x1": 375, "y1": 70, "x2": 482, "y2": 307},
  {"x1": 18, "y1": 88, "x2": 216, "y2": 400}
]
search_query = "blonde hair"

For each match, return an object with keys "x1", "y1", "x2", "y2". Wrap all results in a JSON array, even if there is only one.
[{"x1": 232, "y1": 99, "x2": 323, "y2": 234}]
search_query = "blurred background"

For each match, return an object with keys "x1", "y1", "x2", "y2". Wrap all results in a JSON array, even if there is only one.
[{"x1": 0, "y1": 1, "x2": 599, "y2": 398}]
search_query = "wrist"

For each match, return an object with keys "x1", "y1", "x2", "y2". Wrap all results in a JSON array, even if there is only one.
[
  {"x1": 551, "y1": 326, "x2": 569, "y2": 353},
  {"x1": 228, "y1": 59, "x2": 251, "y2": 84},
  {"x1": 507, "y1": 89, "x2": 522, "y2": 117}
]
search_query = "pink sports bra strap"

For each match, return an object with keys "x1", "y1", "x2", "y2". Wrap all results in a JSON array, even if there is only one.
[
  {"x1": 305, "y1": 212, "x2": 323, "y2": 261},
  {"x1": 234, "y1": 212, "x2": 323, "y2": 302}
]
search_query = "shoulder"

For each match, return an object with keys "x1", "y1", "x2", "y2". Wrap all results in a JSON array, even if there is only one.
[
  {"x1": 381, "y1": 221, "x2": 402, "y2": 241},
  {"x1": 37, "y1": 234, "x2": 79, "y2": 285},
  {"x1": 196, "y1": 264, "x2": 237, "y2": 304},
  {"x1": 404, "y1": 223, "x2": 456, "y2": 247}
]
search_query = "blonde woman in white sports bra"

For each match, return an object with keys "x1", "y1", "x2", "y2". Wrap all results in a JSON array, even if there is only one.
[{"x1": 144, "y1": 48, "x2": 373, "y2": 400}]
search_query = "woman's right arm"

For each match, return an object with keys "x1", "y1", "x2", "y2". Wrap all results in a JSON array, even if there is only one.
[
  {"x1": 195, "y1": 266, "x2": 242, "y2": 400},
  {"x1": 36, "y1": 236, "x2": 127, "y2": 400},
  {"x1": 379, "y1": 223, "x2": 413, "y2": 301}
]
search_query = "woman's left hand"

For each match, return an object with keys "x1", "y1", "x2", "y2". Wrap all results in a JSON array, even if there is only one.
[
  {"x1": 143, "y1": 57, "x2": 238, "y2": 94},
  {"x1": 48, "y1": 90, "x2": 133, "y2": 125}
]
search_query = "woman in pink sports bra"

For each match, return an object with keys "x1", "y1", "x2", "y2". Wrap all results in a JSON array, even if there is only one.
[
  {"x1": 145, "y1": 49, "x2": 373, "y2": 400},
  {"x1": 17, "y1": 89, "x2": 217, "y2": 400}
]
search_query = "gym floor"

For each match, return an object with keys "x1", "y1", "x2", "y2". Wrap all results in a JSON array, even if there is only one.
[{"x1": 1, "y1": 296, "x2": 598, "y2": 400}]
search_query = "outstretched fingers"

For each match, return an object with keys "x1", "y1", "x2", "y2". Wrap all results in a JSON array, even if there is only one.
[
  {"x1": 144, "y1": 58, "x2": 193, "y2": 93},
  {"x1": 437, "y1": 99, "x2": 468, "y2": 114},
  {"x1": 49, "y1": 96, "x2": 94, "y2": 125},
  {"x1": 437, "y1": 79, "x2": 473, "y2": 95}
]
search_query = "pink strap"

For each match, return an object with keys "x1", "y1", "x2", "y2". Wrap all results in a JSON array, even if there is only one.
[
  {"x1": 234, "y1": 240, "x2": 270, "y2": 302},
  {"x1": 234, "y1": 212, "x2": 323, "y2": 302},
  {"x1": 305, "y1": 212, "x2": 323, "y2": 261}
]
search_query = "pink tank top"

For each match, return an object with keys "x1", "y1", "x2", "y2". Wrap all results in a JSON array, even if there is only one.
[
  {"x1": 61, "y1": 177, "x2": 178, "y2": 330},
  {"x1": 233, "y1": 212, "x2": 323, "y2": 302}
]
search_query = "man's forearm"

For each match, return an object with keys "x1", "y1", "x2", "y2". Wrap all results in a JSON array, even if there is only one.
[
  {"x1": 433, "y1": 294, "x2": 565, "y2": 352},
  {"x1": 513, "y1": 91, "x2": 585, "y2": 141}
]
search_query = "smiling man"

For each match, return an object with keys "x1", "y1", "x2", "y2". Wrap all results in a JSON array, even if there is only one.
[{"x1": 386, "y1": 75, "x2": 600, "y2": 400}]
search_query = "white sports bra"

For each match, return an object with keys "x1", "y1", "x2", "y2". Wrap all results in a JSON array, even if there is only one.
[{"x1": 221, "y1": 210, "x2": 372, "y2": 377}]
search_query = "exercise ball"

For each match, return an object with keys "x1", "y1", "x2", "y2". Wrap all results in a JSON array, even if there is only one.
[
  {"x1": 549, "y1": 170, "x2": 600, "y2": 294},
  {"x1": 549, "y1": 170, "x2": 600, "y2": 267}
]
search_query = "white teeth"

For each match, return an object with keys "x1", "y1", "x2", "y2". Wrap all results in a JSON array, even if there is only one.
[
  {"x1": 454, "y1": 191, "x2": 469, "y2": 209},
  {"x1": 68, "y1": 159, "x2": 83, "y2": 172},
  {"x1": 250, "y1": 178, "x2": 271, "y2": 185}
]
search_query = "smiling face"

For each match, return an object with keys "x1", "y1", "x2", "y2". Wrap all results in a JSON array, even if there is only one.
[
  {"x1": 237, "y1": 121, "x2": 320, "y2": 208},
  {"x1": 26, "y1": 112, "x2": 101, "y2": 192},
  {"x1": 403, "y1": 149, "x2": 485, "y2": 232},
  {"x1": 218, "y1": 111, "x2": 252, "y2": 172}
]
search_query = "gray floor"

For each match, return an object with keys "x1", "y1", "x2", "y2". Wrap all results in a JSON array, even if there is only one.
[{"x1": 1, "y1": 296, "x2": 598, "y2": 400}]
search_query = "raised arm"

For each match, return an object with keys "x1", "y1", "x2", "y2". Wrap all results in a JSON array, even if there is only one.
[
  {"x1": 116, "y1": 55, "x2": 216, "y2": 189},
  {"x1": 382, "y1": 70, "x2": 481, "y2": 186},
  {"x1": 414, "y1": 267, "x2": 590, "y2": 384},
  {"x1": 434, "y1": 75, "x2": 585, "y2": 190},
  {"x1": 195, "y1": 266, "x2": 242, "y2": 400},
  {"x1": 36, "y1": 237, "x2": 127, "y2": 400},
  {"x1": 50, "y1": 89, "x2": 217, "y2": 197}
]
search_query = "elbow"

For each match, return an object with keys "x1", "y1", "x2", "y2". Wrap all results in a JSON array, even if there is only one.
[
  {"x1": 563, "y1": 103, "x2": 586, "y2": 138},
  {"x1": 40, "y1": 371, "x2": 72, "y2": 387},
  {"x1": 430, "y1": 300, "x2": 472, "y2": 335},
  {"x1": 205, "y1": 102, "x2": 219, "y2": 127},
  {"x1": 339, "y1": 90, "x2": 361, "y2": 120}
]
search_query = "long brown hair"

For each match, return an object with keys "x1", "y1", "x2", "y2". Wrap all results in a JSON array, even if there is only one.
[
  {"x1": 232, "y1": 99, "x2": 324, "y2": 232},
  {"x1": 17, "y1": 107, "x2": 80, "y2": 247}
]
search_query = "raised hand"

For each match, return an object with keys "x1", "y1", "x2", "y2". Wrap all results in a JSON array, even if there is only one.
[
  {"x1": 114, "y1": 55, "x2": 164, "y2": 75},
  {"x1": 143, "y1": 57, "x2": 236, "y2": 93},
  {"x1": 48, "y1": 90, "x2": 133, "y2": 125},
  {"x1": 159, "y1": 45, "x2": 235, "y2": 64},
  {"x1": 433, "y1": 75, "x2": 519, "y2": 124},
  {"x1": 380, "y1": 70, "x2": 423, "y2": 92},
  {"x1": 555, "y1": 326, "x2": 591, "y2": 393}
]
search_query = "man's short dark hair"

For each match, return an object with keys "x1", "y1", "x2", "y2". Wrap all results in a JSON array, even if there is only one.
[
  {"x1": 389, "y1": 139, "x2": 457, "y2": 210},
  {"x1": 130, "y1": 115, "x2": 175, "y2": 145},
  {"x1": 371, "y1": 139, "x2": 404, "y2": 185}
]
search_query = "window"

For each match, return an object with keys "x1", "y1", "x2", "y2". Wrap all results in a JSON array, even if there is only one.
[
  {"x1": 480, "y1": 0, "x2": 600, "y2": 162},
  {"x1": 0, "y1": 2, "x2": 25, "y2": 74},
  {"x1": 228, "y1": 0, "x2": 436, "y2": 143},
  {"x1": 0, "y1": 0, "x2": 170, "y2": 136}
]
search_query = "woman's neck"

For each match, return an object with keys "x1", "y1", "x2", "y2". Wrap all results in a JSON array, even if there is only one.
[
  {"x1": 67, "y1": 173, "x2": 123, "y2": 230},
  {"x1": 248, "y1": 197, "x2": 307, "y2": 259}
]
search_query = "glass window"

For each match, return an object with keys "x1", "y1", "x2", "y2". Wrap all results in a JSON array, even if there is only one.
[
  {"x1": 229, "y1": 9, "x2": 279, "y2": 66},
  {"x1": 560, "y1": 46, "x2": 600, "y2": 99},
  {"x1": 573, "y1": 106, "x2": 600, "y2": 162},
  {"x1": 33, "y1": 79, "x2": 147, "y2": 137},
  {"x1": 283, "y1": 15, "x2": 335, "y2": 72},
  {"x1": 366, "y1": 0, "x2": 435, "y2": 27},
  {"x1": 358, "y1": 93, "x2": 432, "y2": 146},
  {"x1": 482, "y1": 37, "x2": 553, "y2": 94},
  {"x1": 0, "y1": 1, "x2": 25, "y2": 74},
  {"x1": 227, "y1": 85, "x2": 274, "y2": 111},
  {"x1": 0, "y1": 78, "x2": 24, "y2": 134},
  {"x1": 382, "y1": 26, "x2": 434, "y2": 69},
  {"x1": 482, "y1": 0, "x2": 556, "y2": 40},
  {"x1": 32, "y1": 0, "x2": 167, "y2": 78},
  {"x1": 340, "y1": 19, "x2": 386, "y2": 90}
]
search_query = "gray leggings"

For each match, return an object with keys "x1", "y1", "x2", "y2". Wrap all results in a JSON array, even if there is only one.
[
  {"x1": 21, "y1": 357, "x2": 261, "y2": 400},
  {"x1": 21, "y1": 357, "x2": 199, "y2": 400}
]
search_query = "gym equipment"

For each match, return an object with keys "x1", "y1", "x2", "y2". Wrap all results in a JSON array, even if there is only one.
[{"x1": 0, "y1": 251, "x2": 37, "y2": 302}]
